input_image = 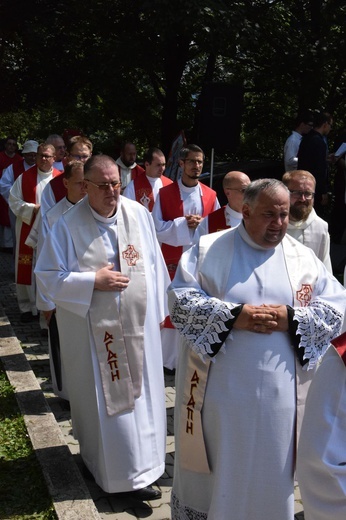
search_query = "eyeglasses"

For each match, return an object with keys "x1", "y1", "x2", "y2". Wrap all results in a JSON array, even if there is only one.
[
  {"x1": 38, "y1": 154, "x2": 54, "y2": 159},
  {"x1": 85, "y1": 179, "x2": 122, "y2": 190},
  {"x1": 69, "y1": 154, "x2": 91, "y2": 161},
  {"x1": 226, "y1": 188, "x2": 247, "y2": 193},
  {"x1": 289, "y1": 190, "x2": 315, "y2": 200},
  {"x1": 184, "y1": 159, "x2": 203, "y2": 165},
  {"x1": 56, "y1": 145, "x2": 66, "y2": 149}
]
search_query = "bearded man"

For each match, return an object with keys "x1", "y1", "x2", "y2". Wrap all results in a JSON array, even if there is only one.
[{"x1": 282, "y1": 169, "x2": 332, "y2": 272}]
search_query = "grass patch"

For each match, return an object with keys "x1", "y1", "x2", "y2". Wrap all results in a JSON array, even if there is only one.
[{"x1": 0, "y1": 362, "x2": 57, "y2": 520}]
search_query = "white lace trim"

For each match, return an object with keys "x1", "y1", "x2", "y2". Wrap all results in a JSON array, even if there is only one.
[
  {"x1": 171, "y1": 490, "x2": 208, "y2": 520},
  {"x1": 170, "y1": 289, "x2": 238, "y2": 359},
  {"x1": 294, "y1": 300, "x2": 343, "y2": 370}
]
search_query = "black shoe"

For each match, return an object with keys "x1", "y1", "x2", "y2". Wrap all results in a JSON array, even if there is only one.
[
  {"x1": 20, "y1": 312, "x2": 38, "y2": 323},
  {"x1": 121, "y1": 485, "x2": 162, "y2": 501},
  {"x1": 164, "y1": 367, "x2": 176, "y2": 376}
]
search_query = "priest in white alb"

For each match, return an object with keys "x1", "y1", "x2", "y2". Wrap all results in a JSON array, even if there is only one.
[
  {"x1": 35, "y1": 155, "x2": 170, "y2": 501},
  {"x1": 152, "y1": 144, "x2": 220, "y2": 371},
  {"x1": 27, "y1": 160, "x2": 86, "y2": 401},
  {"x1": 297, "y1": 332, "x2": 346, "y2": 520},
  {"x1": 168, "y1": 179, "x2": 346, "y2": 520},
  {"x1": 9, "y1": 143, "x2": 60, "y2": 322}
]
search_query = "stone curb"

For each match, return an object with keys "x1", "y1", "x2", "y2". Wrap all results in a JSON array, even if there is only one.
[{"x1": 0, "y1": 307, "x2": 101, "y2": 520}]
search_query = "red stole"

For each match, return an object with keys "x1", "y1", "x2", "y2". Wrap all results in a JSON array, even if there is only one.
[
  {"x1": 49, "y1": 172, "x2": 66, "y2": 203},
  {"x1": 208, "y1": 206, "x2": 230, "y2": 233},
  {"x1": 0, "y1": 195, "x2": 10, "y2": 227},
  {"x1": 17, "y1": 167, "x2": 60, "y2": 285},
  {"x1": 13, "y1": 159, "x2": 26, "y2": 180},
  {"x1": 134, "y1": 174, "x2": 172, "y2": 212},
  {"x1": 131, "y1": 164, "x2": 145, "y2": 180},
  {"x1": 160, "y1": 181, "x2": 217, "y2": 328},
  {"x1": 0, "y1": 151, "x2": 21, "y2": 171}
]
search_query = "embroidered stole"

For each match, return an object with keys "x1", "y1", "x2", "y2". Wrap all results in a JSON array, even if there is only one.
[
  {"x1": 64, "y1": 197, "x2": 147, "y2": 416},
  {"x1": 180, "y1": 231, "x2": 319, "y2": 473},
  {"x1": 17, "y1": 167, "x2": 60, "y2": 285},
  {"x1": 134, "y1": 174, "x2": 172, "y2": 211}
]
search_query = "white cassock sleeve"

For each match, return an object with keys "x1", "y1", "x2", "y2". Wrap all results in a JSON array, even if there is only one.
[
  {"x1": 169, "y1": 233, "x2": 346, "y2": 367},
  {"x1": 35, "y1": 217, "x2": 95, "y2": 318},
  {"x1": 320, "y1": 230, "x2": 332, "y2": 273},
  {"x1": 168, "y1": 242, "x2": 241, "y2": 360},
  {"x1": 35, "y1": 211, "x2": 56, "y2": 312},
  {"x1": 152, "y1": 194, "x2": 193, "y2": 246},
  {"x1": 192, "y1": 217, "x2": 209, "y2": 244},
  {"x1": 9, "y1": 175, "x2": 35, "y2": 224},
  {"x1": 297, "y1": 345, "x2": 346, "y2": 520},
  {"x1": 40, "y1": 183, "x2": 56, "y2": 217},
  {"x1": 0, "y1": 164, "x2": 14, "y2": 202}
]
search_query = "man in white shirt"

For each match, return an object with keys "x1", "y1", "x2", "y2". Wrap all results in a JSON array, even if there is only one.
[
  {"x1": 123, "y1": 147, "x2": 172, "y2": 209},
  {"x1": 282, "y1": 169, "x2": 332, "y2": 272},
  {"x1": 194, "y1": 170, "x2": 250, "y2": 242},
  {"x1": 284, "y1": 113, "x2": 313, "y2": 171}
]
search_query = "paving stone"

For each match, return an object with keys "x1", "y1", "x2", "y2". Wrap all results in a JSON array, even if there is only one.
[{"x1": 0, "y1": 249, "x2": 305, "y2": 519}]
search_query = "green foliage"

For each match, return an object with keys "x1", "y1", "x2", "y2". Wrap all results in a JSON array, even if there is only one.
[
  {"x1": 0, "y1": 0, "x2": 345, "y2": 156},
  {"x1": 0, "y1": 365, "x2": 57, "y2": 520}
]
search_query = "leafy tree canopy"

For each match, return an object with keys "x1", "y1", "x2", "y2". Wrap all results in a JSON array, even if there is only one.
[{"x1": 0, "y1": 0, "x2": 345, "y2": 159}]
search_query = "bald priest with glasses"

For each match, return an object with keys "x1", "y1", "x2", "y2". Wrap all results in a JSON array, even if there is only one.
[
  {"x1": 193, "y1": 170, "x2": 250, "y2": 242},
  {"x1": 35, "y1": 155, "x2": 170, "y2": 501},
  {"x1": 282, "y1": 169, "x2": 332, "y2": 272}
]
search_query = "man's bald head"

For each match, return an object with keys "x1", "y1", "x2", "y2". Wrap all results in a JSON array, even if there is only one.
[
  {"x1": 223, "y1": 171, "x2": 251, "y2": 212},
  {"x1": 84, "y1": 155, "x2": 118, "y2": 178},
  {"x1": 223, "y1": 171, "x2": 250, "y2": 189}
]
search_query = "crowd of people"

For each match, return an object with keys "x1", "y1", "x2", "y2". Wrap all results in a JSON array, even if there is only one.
[{"x1": 0, "y1": 116, "x2": 346, "y2": 519}]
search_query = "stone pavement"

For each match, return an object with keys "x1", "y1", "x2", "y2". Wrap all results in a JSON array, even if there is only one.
[{"x1": 0, "y1": 248, "x2": 304, "y2": 519}]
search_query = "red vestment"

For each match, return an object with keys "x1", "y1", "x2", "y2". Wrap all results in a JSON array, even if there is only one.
[
  {"x1": 17, "y1": 166, "x2": 60, "y2": 284},
  {"x1": 159, "y1": 181, "x2": 217, "y2": 328},
  {"x1": 207, "y1": 206, "x2": 230, "y2": 233},
  {"x1": 133, "y1": 174, "x2": 172, "y2": 212}
]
